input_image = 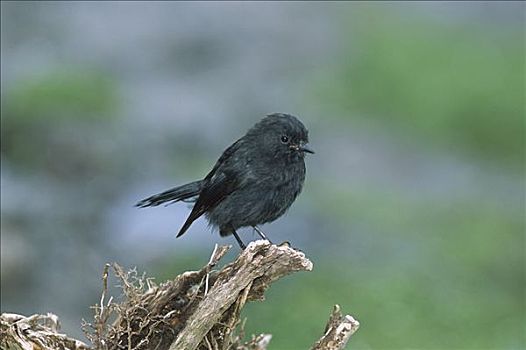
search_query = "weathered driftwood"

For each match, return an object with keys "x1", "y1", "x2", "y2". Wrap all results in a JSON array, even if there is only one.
[
  {"x1": 0, "y1": 312, "x2": 90, "y2": 350},
  {"x1": 169, "y1": 240, "x2": 313, "y2": 350},
  {"x1": 310, "y1": 305, "x2": 360, "y2": 350},
  {"x1": 1, "y1": 240, "x2": 360, "y2": 350}
]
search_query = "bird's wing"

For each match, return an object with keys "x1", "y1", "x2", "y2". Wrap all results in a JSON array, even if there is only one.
[{"x1": 176, "y1": 139, "x2": 243, "y2": 237}]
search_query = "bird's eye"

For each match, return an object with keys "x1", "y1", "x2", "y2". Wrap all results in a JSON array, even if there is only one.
[{"x1": 280, "y1": 135, "x2": 289, "y2": 143}]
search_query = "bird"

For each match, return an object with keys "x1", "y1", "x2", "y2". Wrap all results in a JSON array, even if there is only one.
[{"x1": 136, "y1": 113, "x2": 313, "y2": 249}]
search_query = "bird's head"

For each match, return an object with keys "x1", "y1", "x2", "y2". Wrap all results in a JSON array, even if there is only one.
[{"x1": 247, "y1": 113, "x2": 314, "y2": 162}]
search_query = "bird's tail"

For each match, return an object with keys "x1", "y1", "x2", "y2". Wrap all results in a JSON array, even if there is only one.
[{"x1": 135, "y1": 180, "x2": 203, "y2": 208}]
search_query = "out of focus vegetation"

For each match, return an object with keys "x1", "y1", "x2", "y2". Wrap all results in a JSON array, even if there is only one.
[
  {"x1": 1, "y1": 69, "x2": 119, "y2": 177},
  {"x1": 314, "y1": 9, "x2": 524, "y2": 169},
  {"x1": 240, "y1": 185, "x2": 524, "y2": 349},
  {"x1": 4, "y1": 69, "x2": 117, "y2": 121}
]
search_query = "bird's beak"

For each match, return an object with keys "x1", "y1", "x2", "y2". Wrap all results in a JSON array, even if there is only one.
[{"x1": 299, "y1": 144, "x2": 315, "y2": 154}]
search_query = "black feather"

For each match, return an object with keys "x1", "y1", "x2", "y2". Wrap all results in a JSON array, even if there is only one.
[{"x1": 135, "y1": 180, "x2": 202, "y2": 208}]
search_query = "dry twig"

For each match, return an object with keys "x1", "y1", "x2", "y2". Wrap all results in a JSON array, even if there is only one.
[{"x1": 310, "y1": 305, "x2": 360, "y2": 350}]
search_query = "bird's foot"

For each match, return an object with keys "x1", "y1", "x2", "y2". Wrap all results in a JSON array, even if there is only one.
[
  {"x1": 278, "y1": 240, "x2": 291, "y2": 247},
  {"x1": 232, "y1": 230, "x2": 246, "y2": 250},
  {"x1": 253, "y1": 226, "x2": 273, "y2": 244}
]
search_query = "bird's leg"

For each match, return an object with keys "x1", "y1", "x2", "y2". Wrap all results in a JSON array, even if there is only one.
[
  {"x1": 232, "y1": 229, "x2": 246, "y2": 250},
  {"x1": 253, "y1": 225, "x2": 273, "y2": 244}
]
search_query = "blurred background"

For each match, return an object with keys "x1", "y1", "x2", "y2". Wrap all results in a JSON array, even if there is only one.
[{"x1": 1, "y1": 2, "x2": 524, "y2": 349}]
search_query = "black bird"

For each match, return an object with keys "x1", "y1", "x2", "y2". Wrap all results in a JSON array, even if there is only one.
[{"x1": 136, "y1": 113, "x2": 313, "y2": 249}]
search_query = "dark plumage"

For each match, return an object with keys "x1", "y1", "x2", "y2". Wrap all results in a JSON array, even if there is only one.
[{"x1": 136, "y1": 113, "x2": 313, "y2": 248}]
